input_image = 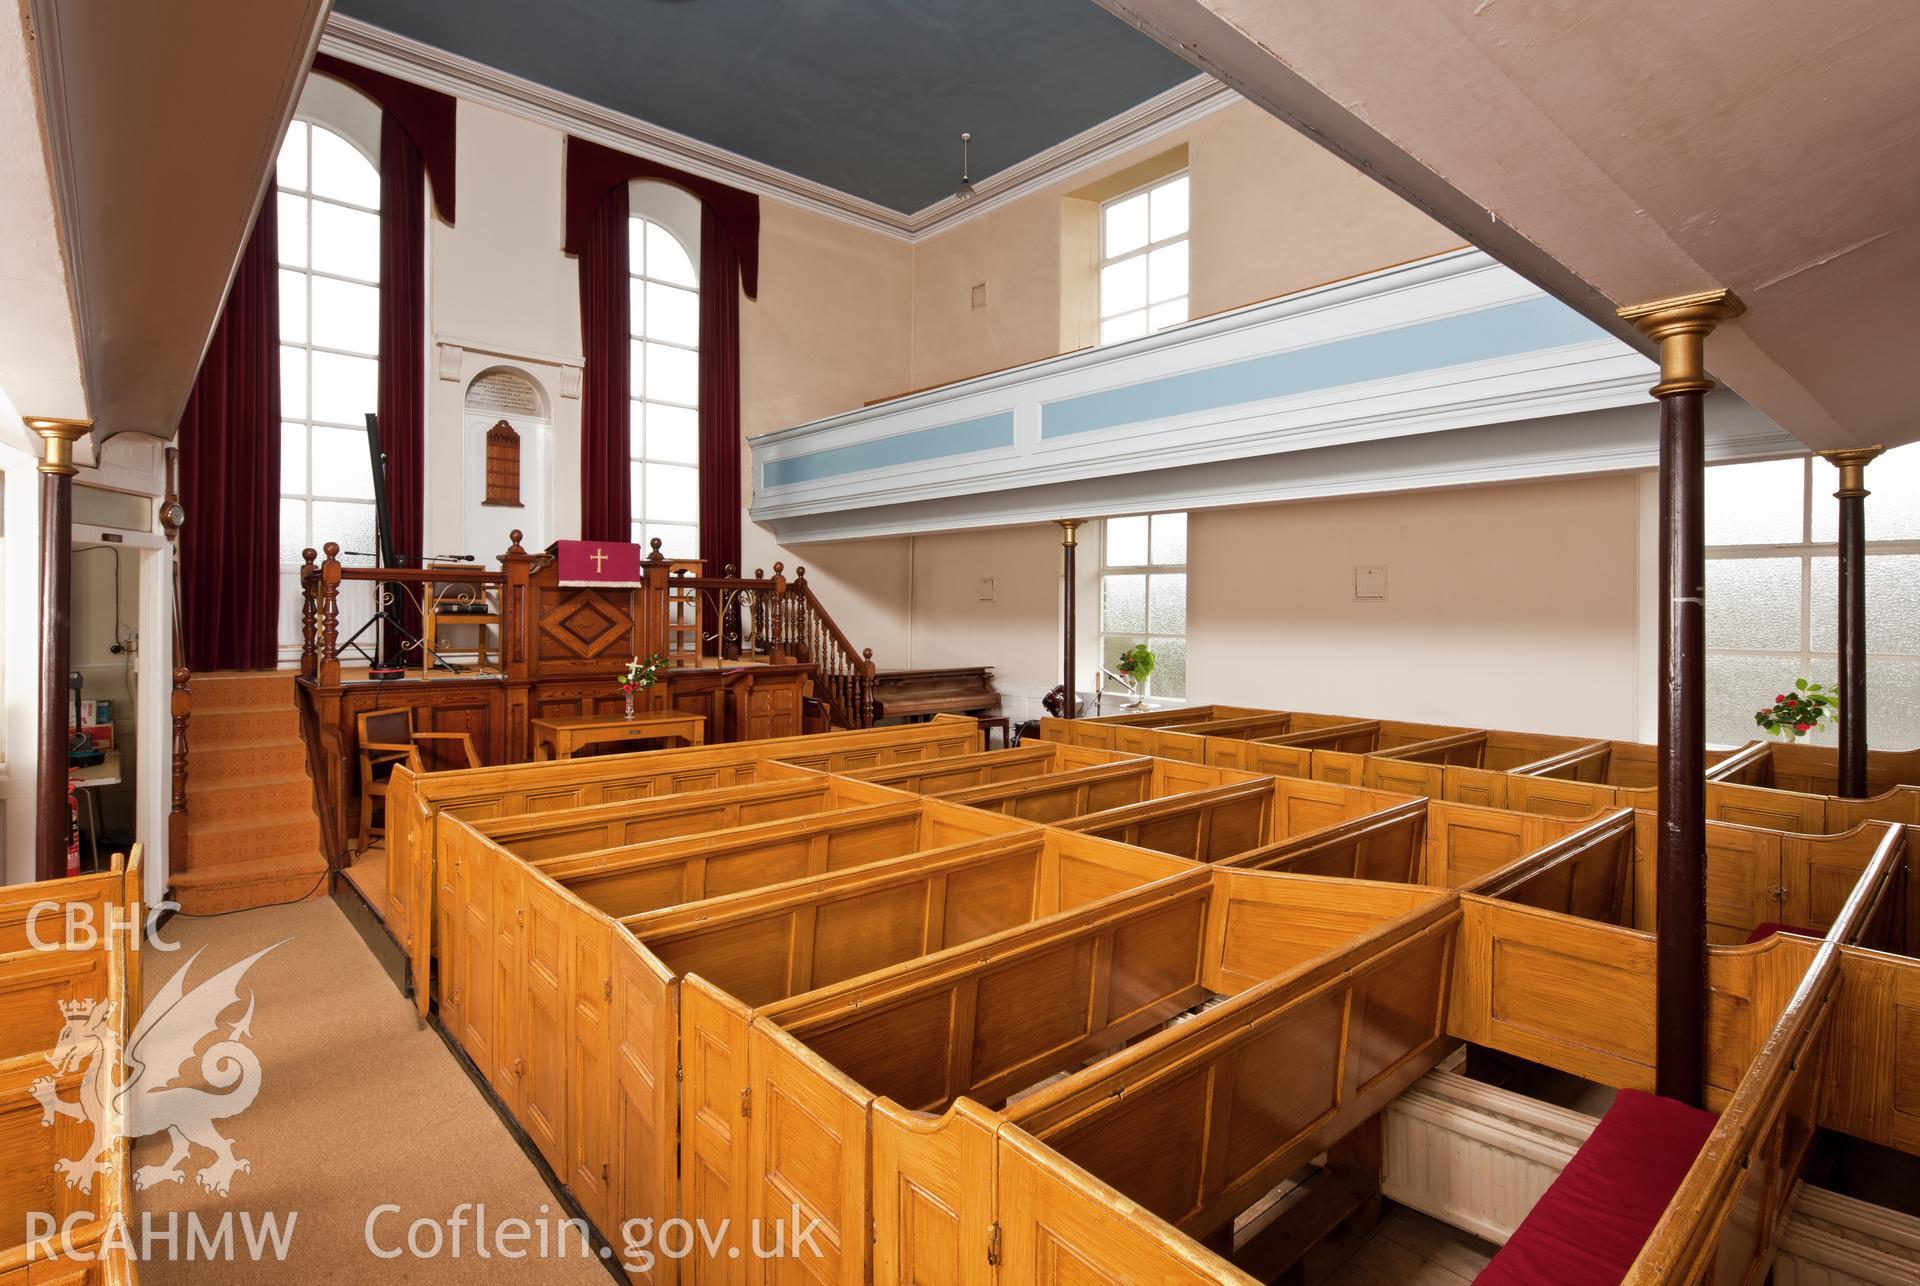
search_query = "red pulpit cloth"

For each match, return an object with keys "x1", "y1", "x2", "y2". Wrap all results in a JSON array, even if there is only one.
[{"x1": 556, "y1": 540, "x2": 644, "y2": 587}]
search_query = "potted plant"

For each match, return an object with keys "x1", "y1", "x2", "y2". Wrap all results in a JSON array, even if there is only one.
[
  {"x1": 617, "y1": 654, "x2": 667, "y2": 719},
  {"x1": 1754, "y1": 679, "x2": 1839, "y2": 741},
  {"x1": 1115, "y1": 643, "x2": 1156, "y2": 708}
]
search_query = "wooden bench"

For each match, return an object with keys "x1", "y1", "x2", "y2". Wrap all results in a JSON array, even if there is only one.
[
  {"x1": 936, "y1": 758, "x2": 1160, "y2": 822},
  {"x1": 1056, "y1": 776, "x2": 1279, "y2": 860},
  {"x1": 388, "y1": 716, "x2": 984, "y2": 1015}
]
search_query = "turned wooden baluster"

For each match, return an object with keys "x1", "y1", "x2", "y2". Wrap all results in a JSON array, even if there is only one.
[
  {"x1": 299, "y1": 547, "x2": 319, "y2": 679},
  {"x1": 318, "y1": 542, "x2": 343, "y2": 686},
  {"x1": 859, "y1": 647, "x2": 876, "y2": 728},
  {"x1": 769, "y1": 563, "x2": 789, "y2": 663}
]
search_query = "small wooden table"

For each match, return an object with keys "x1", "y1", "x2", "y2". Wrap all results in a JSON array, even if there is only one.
[{"x1": 530, "y1": 711, "x2": 706, "y2": 761}]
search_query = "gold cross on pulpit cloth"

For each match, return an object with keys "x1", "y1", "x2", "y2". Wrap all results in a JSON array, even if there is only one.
[{"x1": 591, "y1": 547, "x2": 608, "y2": 572}]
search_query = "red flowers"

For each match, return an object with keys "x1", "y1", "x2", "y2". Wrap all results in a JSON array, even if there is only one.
[{"x1": 1795, "y1": 722, "x2": 1811, "y2": 732}]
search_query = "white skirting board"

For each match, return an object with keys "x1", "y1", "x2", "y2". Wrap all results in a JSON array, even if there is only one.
[{"x1": 1382, "y1": 1067, "x2": 1920, "y2": 1282}]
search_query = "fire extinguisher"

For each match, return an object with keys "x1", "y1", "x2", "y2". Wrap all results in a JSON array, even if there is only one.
[{"x1": 66, "y1": 773, "x2": 81, "y2": 877}]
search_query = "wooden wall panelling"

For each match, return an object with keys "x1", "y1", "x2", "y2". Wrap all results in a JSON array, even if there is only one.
[{"x1": 1820, "y1": 946, "x2": 1920, "y2": 1152}]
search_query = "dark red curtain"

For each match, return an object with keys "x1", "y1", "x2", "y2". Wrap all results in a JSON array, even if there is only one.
[
  {"x1": 380, "y1": 113, "x2": 428, "y2": 657},
  {"x1": 564, "y1": 136, "x2": 759, "y2": 298},
  {"x1": 177, "y1": 196, "x2": 281, "y2": 671},
  {"x1": 313, "y1": 54, "x2": 457, "y2": 223},
  {"x1": 698, "y1": 204, "x2": 744, "y2": 576},
  {"x1": 578, "y1": 183, "x2": 631, "y2": 541}
]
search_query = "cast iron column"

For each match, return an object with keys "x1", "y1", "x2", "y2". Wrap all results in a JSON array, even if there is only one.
[
  {"x1": 1619, "y1": 292, "x2": 1742, "y2": 1107},
  {"x1": 1822, "y1": 448, "x2": 1881, "y2": 798},
  {"x1": 29, "y1": 418, "x2": 90, "y2": 882},
  {"x1": 1057, "y1": 520, "x2": 1081, "y2": 718}
]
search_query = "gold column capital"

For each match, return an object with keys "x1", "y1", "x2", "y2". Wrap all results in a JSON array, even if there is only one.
[
  {"x1": 1617, "y1": 290, "x2": 1745, "y2": 397},
  {"x1": 1054, "y1": 518, "x2": 1083, "y2": 547},
  {"x1": 25, "y1": 416, "x2": 91, "y2": 475},
  {"x1": 1820, "y1": 445, "x2": 1884, "y2": 497}
]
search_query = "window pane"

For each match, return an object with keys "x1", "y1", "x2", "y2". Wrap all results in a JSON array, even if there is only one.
[
  {"x1": 1103, "y1": 192, "x2": 1149, "y2": 257},
  {"x1": 1106, "y1": 516, "x2": 1148, "y2": 566},
  {"x1": 1149, "y1": 176, "x2": 1189, "y2": 242},
  {"x1": 629, "y1": 338, "x2": 647, "y2": 398},
  {"x1": 281, "y1": 422, "x2": 306, "y2": 494},
  {"x1": 1707, "y1": 653, "x2": 1805, "y2": 747},
  {"x1": 645, "y1": 342, "x2": 699, "y2": 406},
  {"x1": 1869, "y1": 657, "x2": 1920, "y2": 749},
  {"x1": 278, "y1": 269, "x2": 308, "y2": 344},
  {"x1": 1148, "y1": 573, "x2": 1186, "y2": 634},
  {"x1": 1100, "y1": 255, "x2": 1147, "y2": 317},
  {"x1": 628, "y1": 218, "x2": 649, "y2": 275},
  {"x1": 646, "y1": 462, "x2": 699, "y2": 522},
  {"x1": 1099, "y1": 311, "x2": 1147, "y2": 345},
  {"x1": 1812, "y1": 445, "x2": 1920, "y2": 541},
  {"x1": 646, "y1": 282, "x2": 699, "y2": 346},
  {"x1": 311, "y1": 426, "x2": 374, "y2": 499},
  {"x1": 629, "y1": 399, "x2": 646, "y2": 446},
  {"x1": 1811, "y1": 553, "x2": 1920, "y2": 654},
  {"x1": 1101, "y1": 633, "x2": 1144, "y2": 684},
  {"x1": 1706, "y1": 557, "x2": 1803, "y2": 651},
  {"x1": 280, "y1": 345, "x2": 307, "y2": 418},
  {"x1": 1102, "y1": 574, "x2": 1146, "y2": 632},
  {"x1": 629, "y1": 276, "x2": 647, "y2": 340},
  {"x1": 631, "y1": 519, "x2": 645, "y2": 546},
  {"x1": 1147, "y1": 243, "x2": 1187, "y2": 304},
  {"x1": 646, "y1": 523, "x2": 699, "y2": 560},
  {"x1": 310, "y1": 201, "x2": 380, "y2": 282},
  {"x1": 312, "y1": 501, "x2": 377, "y2": 565},
  {"x1": 310, "y1": 276, "x2": 378, "y2": 355},
  {"x1": 1706, "y1": 458, "x2": 1804, "y2": 546},
  {"x1": 277, "y1": 121, "x2": 308, "y2": 191},
  {"x1": 277, "y1": 193, "x2": 307, "y2": 268},
  {"x1": 279, "y1": 498, "x2": 308, "y2": 565},
  {"x1": 1149, "y1": 636, "x2": 1187, "y2": 700},
  {"x1": 310, "y1": 350, "x2": 377, "y2": 425},
  {"x1": 648, "y1": 403, "x2": 699, "y2": 464},
  {"x1": 1147, "y1": 299, "x2": 1187, "y2": 334},
  {"x1": 646, "y1": 222, "x2": 697, "y2": 287},
  {"x1": 1149, "y1": 512, "x2": 1187, "y2": 565},
  {"x1": 309, "y1": 127, "x2": 379, "y2": 209},
  {"x1": 630, "y1": 461, "x2": 645, "y2": 516}
]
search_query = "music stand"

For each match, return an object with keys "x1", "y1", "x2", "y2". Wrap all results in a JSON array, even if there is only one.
[{"x1": 334, "y1": 413, "x2": 456, "y2": 677}]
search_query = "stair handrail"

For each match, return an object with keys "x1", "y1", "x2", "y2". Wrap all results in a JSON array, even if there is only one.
[
  {"x1": 778, "y1": 565, "x2": 877, "y2": 729},
  {"x1": 162, "y1": 448, "x2": 190, "y2": 879}
]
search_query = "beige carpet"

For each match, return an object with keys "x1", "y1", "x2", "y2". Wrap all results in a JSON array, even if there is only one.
[{"x1": 131, "y1": 896, "x2": 612, "y2": 1283}]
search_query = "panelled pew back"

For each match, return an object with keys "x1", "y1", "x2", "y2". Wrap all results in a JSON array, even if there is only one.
[
  {"x1": 0, "y1": 851, "x2": 142, "y2": 1283},
  {"x1": 391, "y1": 716, "x2": 984, "y2": 1016},
  {"x1": 837, "y1": 740, "x2": 1143, "y2": 796}
]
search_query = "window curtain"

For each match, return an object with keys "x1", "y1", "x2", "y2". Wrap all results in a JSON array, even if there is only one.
[
  {"x1": 177, "y1": 196, "x2": 281, "y2": 671},
  {"x1": 379, "y1": 112, "x2": 428, "y2": 657},
  {"x1": 578, "y1": 183, "x2": 631, "y2": 541},
  {"x1": 697, "y1": 203, "x2": 743, "y2": 576}
]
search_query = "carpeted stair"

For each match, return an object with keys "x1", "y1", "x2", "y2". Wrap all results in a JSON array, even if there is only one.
[{"x1": 169, "y1": 672, "x2": 330, "y2": 914}]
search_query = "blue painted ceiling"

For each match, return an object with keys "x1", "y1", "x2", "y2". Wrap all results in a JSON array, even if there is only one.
[{"x1": 333, "y1": 0, "x2": 1201, "y2": 214}]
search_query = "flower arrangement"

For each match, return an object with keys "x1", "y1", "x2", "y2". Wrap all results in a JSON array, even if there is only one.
[
  {"x1": 1115, "y1": 643, "x2": 1156, "y2": 689},
  {"x1": 1754, "y1": 679, "x2": 1838, "y2": 740},
  {"x1": 617, "y1": 654, "x2": 667, "y2": 718}
]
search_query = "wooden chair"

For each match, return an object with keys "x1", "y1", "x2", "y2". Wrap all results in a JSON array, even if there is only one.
[{"x1": 357, "y1": 709, "x2": 480, "y2": 853}]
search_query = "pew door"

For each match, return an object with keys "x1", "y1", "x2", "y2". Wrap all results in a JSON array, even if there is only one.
[{"x1": 745, "y1": 1020, "x2": 869, "y2": 1285}]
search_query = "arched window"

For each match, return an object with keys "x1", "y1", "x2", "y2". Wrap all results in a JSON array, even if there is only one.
[
  {"x1": 628, "y1": 215, "x2": 700, "y2": 556},
  {"x1": 276, "y1": 120, "x2": 381, "y2": 572}
]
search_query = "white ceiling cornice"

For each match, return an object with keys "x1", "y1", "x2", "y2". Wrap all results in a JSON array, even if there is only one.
[{"x1": 318, "y1": 13, "x2": 1237, "y2": 244}]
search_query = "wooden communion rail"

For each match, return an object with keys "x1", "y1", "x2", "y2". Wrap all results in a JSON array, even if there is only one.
[{"x1": 315, "y1": 715, "x2": 1920, "y2": 1284}]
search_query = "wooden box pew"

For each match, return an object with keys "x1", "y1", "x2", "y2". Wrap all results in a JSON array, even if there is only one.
[
  {"x1": 0, "y1": 853, "x2": 141, "y2": 1284},
  {"x1": 527, "y1": 797, "x2": 1036, "y2": 919},
  {"x1": 1623, "y1": 813, "x2": 1912, "y2": 949},
  {"x1": 1052, "y1": 777, "x2": 1282, "y2": 860},
  {"x1": 1691, "y1": 738, "x2": 1920, "y2": 834},
  {"x1": 392, "y1": 716, "x2": 984, "y2": 1017},
  {"x1": 1203, "y1": 718, "x2": 1384, "y2": 778},
  {"x1": 710, "y1": 871, "x2": 1450, "y2": 1285},
  {"x1": 834, "y1": 740, "x2": 1145, "y2": 796},
  {"x1": 465, "y1": 773, "x2": 905, "y2": 863},
  {"x1": 1036, "y1": 704, "x2": 1232, "y2": 750},
  {"x1": 1732, "y1": 740, "x2": 1920, "y2": 797},
  {"x1": 1474, "y1": 832, "x2": 1904, "y2": 1285},
  {"x1": 1128, "y1": 710, "x2": 1299, "y2": 762},
  {"x1": 932, "y1": 758, "x2": 1160, "y2": 823}
]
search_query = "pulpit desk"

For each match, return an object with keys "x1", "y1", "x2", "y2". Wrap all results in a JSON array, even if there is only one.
[{"x1": 530, "y1": 711, "x2": 706, "y2": 760}]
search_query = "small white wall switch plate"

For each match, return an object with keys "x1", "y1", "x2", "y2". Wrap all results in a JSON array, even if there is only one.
[
  {"x1": 971, "y1": 282, "x2": 987, "y2": 310},
  {"x1": 976, "y1": 577, "x2": 996, "y2": 601},
  {"x1": 1354, "y1": 565, "x2": 1388, "y2": 600}
]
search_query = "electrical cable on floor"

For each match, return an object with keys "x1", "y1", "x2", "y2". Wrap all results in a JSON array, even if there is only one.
[{"x1": 168, "y1": 869, "x2": 333, "y2": 918}]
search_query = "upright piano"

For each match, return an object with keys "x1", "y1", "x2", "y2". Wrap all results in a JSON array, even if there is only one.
[{"x1": 870, "y1": 666, "x2": 1000, "y2": 722}]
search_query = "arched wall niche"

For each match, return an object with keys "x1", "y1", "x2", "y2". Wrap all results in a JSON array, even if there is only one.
[{"x1": 460, "y1": 363, "x2": 555, "y2": 559}]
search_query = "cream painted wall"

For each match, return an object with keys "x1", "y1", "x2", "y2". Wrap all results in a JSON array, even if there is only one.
[
  {"x1": 1188, "y1": 476, "x2": 1644, "y2": 737},
  {"x1": 904, "y1": 101, "x2": 1462, "y2": 391}
]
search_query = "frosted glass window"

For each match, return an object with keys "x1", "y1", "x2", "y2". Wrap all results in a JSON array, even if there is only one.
[
  {"x1": 1100, "y1": 512, "x2": 1189, "y2": 700},
  {"x1": 310, "y1": 426, "x2": 374, "y2": 500},
  {"x1": 310, "y1": 127, "x2": 380, "y2": 209},
  {"x1": 310, "y1": 202, "x2": 379, "y2": 282},
  {"x1": 1098, "y1": 171, "x2": 1190, "y2": 346},
  {"x1": 1102, "y1": 575, "x2": 1146, "y2": 633},
  {"x1": 280, "y1": 423, "x2": 306, "y2": 494},
  {"x1": 279, "y1": 499, "x2": 308, "y2": 565},
  {"x1": 279, "y1": 346, "x2": 307, "y2": 418},
  {"x1": 628, "y1": 214, "x2": 702, "y2": 552},
  {"x1": 312, "y1": 501, "x2": 376, "y2": 566},
  {"x1": 310, "y1": 351, "x2": 377, "y2": 426},
  {"x1": 1706, "y1": 449, "x2": 1920, "y2": 748},
  {"x1": 1105, "y1": 516, "x2": 1148, "y2": 566},
  {"x1": 1705, "y1": 558, "x2": 1802, "y2": 651},
  {"x1": 310, "y1": 276, "x2": 378, "y2": 355},
  {"x1": 1706, "y1": 458, "x2": 1804, "y2": 546}
]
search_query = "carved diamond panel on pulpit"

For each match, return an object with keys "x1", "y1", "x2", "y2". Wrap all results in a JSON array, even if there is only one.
[{"x1": 537, "y1": 590, "x2": 635, "y2": 662}]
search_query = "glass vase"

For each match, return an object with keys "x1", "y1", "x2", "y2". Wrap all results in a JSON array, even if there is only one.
[{"x1": 623, "y1": 688, "x2": 636, "y2": 720}]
